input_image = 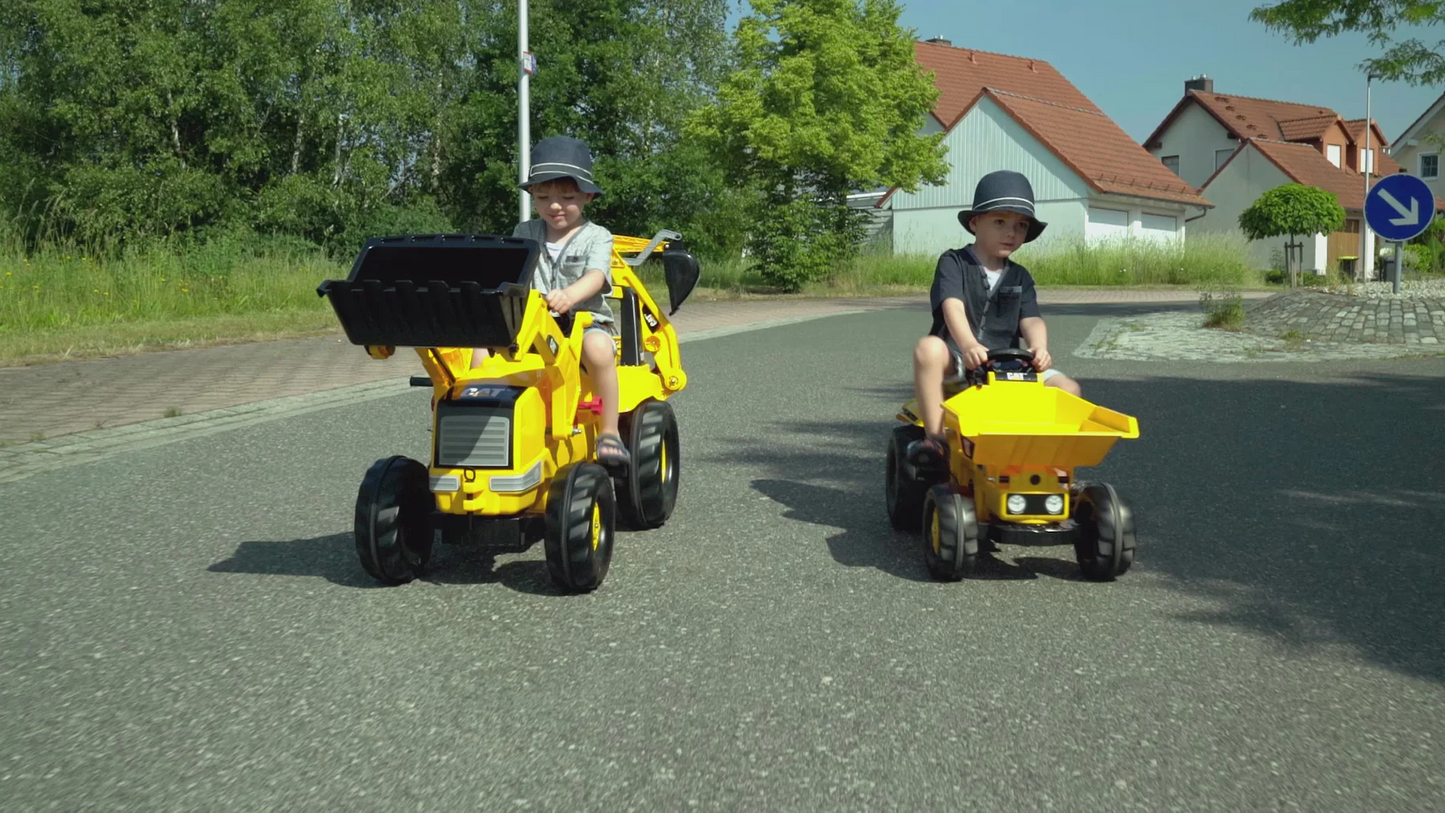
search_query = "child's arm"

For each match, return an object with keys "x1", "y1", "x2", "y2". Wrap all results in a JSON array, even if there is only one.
[
  {"x1": 545, "y1": 269, "x2": 606, "y2": 314},
  {"x1": 1016, "y1": 273, "x2": 1050, "y2": 369},
  {"x1": 545, "y1": 230, "x2": 613, "y2": 314},
  {"x1": 1019, "y1": 317, "x2": 1052, "y2": 371},
  {"x1": 934, "y1": 252, "x2": 988, "y2": 369}
]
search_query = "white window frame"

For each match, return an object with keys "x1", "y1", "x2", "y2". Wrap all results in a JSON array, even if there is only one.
[
  {"x1": 1327, "y1": 144, "x2": 1342, "y2": 167},
  {"x1": 1215, "y1": 148, "x2": 1233, "y2": 171},
  {"x1": 1161, "y1": 155, "x2": 1180, "y2": 175},
  {"x1": 1360, "y1": 147, "x2": 1375, "y2": 173},
  {"x1": 1421, "y1": 152, "x2": 1439, "y2": 179}
]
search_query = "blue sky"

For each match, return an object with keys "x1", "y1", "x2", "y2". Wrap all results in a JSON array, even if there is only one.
[{"x1": 727, "y1": 0, "x2": 1443, "y2": 144}]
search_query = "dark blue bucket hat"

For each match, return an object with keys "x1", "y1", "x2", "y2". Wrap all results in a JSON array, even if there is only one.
[
  {"x1": 519, "y1": 135, "x2": 603, "y2": 196},
  {"x1": 957, "y1": 170, "x2": 1046, "y2": 242}
]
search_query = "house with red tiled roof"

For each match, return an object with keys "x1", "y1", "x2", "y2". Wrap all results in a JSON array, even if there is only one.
[
  {"x1": 872, "y1": 39, "x2": 1211, "y2": 257},
  {"x1": 1389, "y1": 91, "x2": 1445, "y2": 200},
  {"x1": 1143, "y1": 76, "x2": 1402, "y2": 276}
]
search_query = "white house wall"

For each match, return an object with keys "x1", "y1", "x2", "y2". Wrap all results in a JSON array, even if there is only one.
[
  {"x1": 891, "y1": 97, "x2": 1093, "y2": 212},
  {"x1": 1392, "y1": 103, "x2": 1445, "y2": 201},
  {"x1": 1148, "y1": 101, "x2": 1237, "y2": 189},
  {"x1": 893, "y1": 200, "x2": 1087, "y2": 258},
  {"x1": 889, "y1": 97, "x2": 1092, "y2": 256},
  {"x1": 1194, "y1": 147, "x2": 1330, "y2": 272}
]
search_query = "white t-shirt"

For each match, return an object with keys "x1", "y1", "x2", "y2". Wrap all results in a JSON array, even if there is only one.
[
  {"x1": 545, "y1": 241, "x2": 564, "y2": 265},
  {"x1": 983, "y1": 267, "x2": 1002, "y2": 293}
]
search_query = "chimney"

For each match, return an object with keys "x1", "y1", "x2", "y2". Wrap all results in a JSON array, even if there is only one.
[
  {"x1": 1184, "y1": 74, "x2": 1213, "y2": 94},
  {"x1": 924, "y1": 36, "x2": 951, "y2": 46}
]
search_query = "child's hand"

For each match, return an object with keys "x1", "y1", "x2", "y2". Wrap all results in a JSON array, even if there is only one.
[
  {"x1": 1031, "y1": 346, "x2": 1052, "y2": 371},
  {"x1": 545, "y1": 288, "x2": 577, "y2": 314},
  {"x1": 960, "y1": 342, "x2": 990, "y2": 369}
]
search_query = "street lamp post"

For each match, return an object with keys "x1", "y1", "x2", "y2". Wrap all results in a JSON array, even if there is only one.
[
  {"x1": 1362, "y1": 71, "x2": 1381, "y2": 281},
  {"x1": 518, "y1": 0, "x2": 531, "y2": 222}
]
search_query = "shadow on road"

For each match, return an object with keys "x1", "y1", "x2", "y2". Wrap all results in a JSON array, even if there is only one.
[
  {"x1": 1051, "y1": 369, "x2": 1445, "y2": 685},
  {"x1": 209, "y1": 533, "x2": 557, "y2": 595},
  {"x1": 709, "y1": 364, "x2": 1445, "y2": 685}
]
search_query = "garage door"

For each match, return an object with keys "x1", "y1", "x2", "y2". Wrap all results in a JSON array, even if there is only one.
[
  {"x1": 1086, "y1": 206, "x2": 1129, "y2": 242},
  {"x1": 1140, "y1": 213, "x2": 1178, "y2": 242}
]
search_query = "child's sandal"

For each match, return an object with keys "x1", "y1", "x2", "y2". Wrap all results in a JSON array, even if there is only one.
[{"x1": 596, "y1": 433, "x2": 632, "y2": 471}]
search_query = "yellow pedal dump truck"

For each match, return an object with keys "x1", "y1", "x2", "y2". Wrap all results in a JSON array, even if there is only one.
[
  {"x1": 317, "y1": 230, "x2": 699, "y2": 592},
  {"x1": 885, "y1": 349, "x2": 1140, "y2": 582}
]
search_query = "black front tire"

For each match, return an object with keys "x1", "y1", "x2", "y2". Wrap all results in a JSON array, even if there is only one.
[
  {"x1": 922, "y1": 485, "x2": 980, "y2": 581},
  {"x1": 1072, "y1": 482, "x2": 1136, "y2": 581},
  {"x1": 616, "y1": 399, "x2": 680, "y2": 530},
  {"x1": 886, "y1": 425, "x2": 930, "y2": 532},
  {"x1": 544, "y1": 463, "x2": 617, "y2": 592},
  {"x1": 354, "y1": 456, "x2": 434, "y2": 585}
]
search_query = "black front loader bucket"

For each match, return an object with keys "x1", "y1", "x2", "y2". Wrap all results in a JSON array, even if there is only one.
[{"x1": 317, "y1": 234, "x2": 539, "y2": 348}]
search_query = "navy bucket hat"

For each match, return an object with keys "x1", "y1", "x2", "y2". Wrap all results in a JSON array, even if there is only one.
[
  {"x1": 519, "y1": 136, "x2": 603, "y2": 196},
  {"x1": 957, "y1": 170, "x2": 1046, "y2": 242}
]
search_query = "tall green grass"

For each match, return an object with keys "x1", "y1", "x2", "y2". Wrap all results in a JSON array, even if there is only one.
[
  {"x1": 0, "y1": 230, "x2": 343, "y2": 336},
  {"x1": 825, "y1": 231, "x2": 1260, "y2": 291},
  {"x1": 2, "y1": 224, "x2": 1262, "y2": 363}
]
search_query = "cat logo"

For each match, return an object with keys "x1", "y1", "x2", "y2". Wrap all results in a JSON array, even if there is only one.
[
  {"x1": 642, "y1": 309, "x2": 659, "y2": 330},
  {"x1": 547, "y1": 336, "x2": 559, "y2": 355},
  {"x1": 462, "y1": 386, "x2": 510, "y2": 399}
]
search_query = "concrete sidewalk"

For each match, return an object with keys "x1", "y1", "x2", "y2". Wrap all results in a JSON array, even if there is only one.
[{"x1": 0, "y1": 288, "x2": 1261, "y2": 450}]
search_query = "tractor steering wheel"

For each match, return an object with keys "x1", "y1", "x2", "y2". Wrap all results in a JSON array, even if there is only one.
[
  {"x1": 964, "y1": 347, "x2": 1038, "y2": 387},
  {"x1": 984, "y1": 347, "x2": 1036, "y2": 368}
]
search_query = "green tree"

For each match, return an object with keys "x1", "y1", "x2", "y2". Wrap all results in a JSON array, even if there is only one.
[
  {"x1": 1238, "y1": 183, "x2": 1346, "y2": 286},
  {"x1": 1250, "y1": 0, "x2": 1445, "y2": 84},
  {"x1": 687, "y1": 0, "x2": 947, "y2": 290},
  {"x1": 441, "y1": 0, "x2": 740, "y2": 256}
]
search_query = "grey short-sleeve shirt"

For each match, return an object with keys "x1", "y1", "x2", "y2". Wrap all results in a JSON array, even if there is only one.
[{"x1": 512, "y1": 218, "x2": 615, "y2": 325}]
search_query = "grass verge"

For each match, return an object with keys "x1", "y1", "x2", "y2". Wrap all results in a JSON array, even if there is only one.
[{"x1": 4, "y1": 229, "x2": 1267, "y2": 364}]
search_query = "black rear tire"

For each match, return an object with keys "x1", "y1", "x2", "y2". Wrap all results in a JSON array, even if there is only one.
[
  {"x1": 616, "y1": 399, "x2": 680, "y2": 530},
  {"x1": 544, "y1": 463, "x2": 617, "y2": 592},
  {"x1": 354, "y1": 456, "x2": 433, "y2": 585},
  {"x1": 922, "y1": 485, "x2": 980, "y2": 581},
  {"x1": 1072, "y1": 482, "x2": 1136, "y2": 581},
  {"x1": 886, "y1": 425, "x2": 930, "y2": 532}
]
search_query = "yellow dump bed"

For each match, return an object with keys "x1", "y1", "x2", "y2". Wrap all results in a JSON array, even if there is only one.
[{"x1": 944, "y1": 381, "x2": 1138, "y2": 468}]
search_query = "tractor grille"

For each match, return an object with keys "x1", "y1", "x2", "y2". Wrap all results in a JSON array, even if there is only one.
[{"x1": 436, "y1": 406, "x2": 511, "y2": 468}]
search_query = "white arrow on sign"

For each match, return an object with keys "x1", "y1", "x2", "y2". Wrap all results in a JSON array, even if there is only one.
[{"x1": 1378, "y1": 188, "x2": 1420, "y2": 226}]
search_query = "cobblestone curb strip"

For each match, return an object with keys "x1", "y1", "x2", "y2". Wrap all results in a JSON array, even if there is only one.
[
  {"x1": 1244, "y1": 290, "x2": 1445, "y2": 346},
  {"x1": 0, "y1": 310, "x2": 868, "y2": 485},
  {"x1": 1076, "y1": 311, "x2": 1445, "y2": 363}
]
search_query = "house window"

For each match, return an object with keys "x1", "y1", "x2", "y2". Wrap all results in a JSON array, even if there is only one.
[
  {"x1": 1422, "y1": 153, "x2": 1439, "y2": 179},
  {"x1": 1360, "y1": 147, "x2": 1374, "y2": 173},
  {"x1": 1215, "y1": 148, "x2": 1233, "y2": 171},
  {"x1": 1162, "y1": 155, "x2": 1180, "y2": 175},
  {"x1": 1327, "y1": 144, "x2": 1342, "y2": 167}
]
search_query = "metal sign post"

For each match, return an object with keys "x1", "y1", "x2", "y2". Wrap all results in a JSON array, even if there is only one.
[
  {"x1": 518, "y1": 0, "x2": 531, "y2": 222},
  {"x1": 1364, "y1": 173, "x2": 1435, "y2": 294}
]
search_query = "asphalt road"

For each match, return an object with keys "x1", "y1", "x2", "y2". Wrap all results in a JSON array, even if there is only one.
[{"x1": 2, "y1": 305, "x2": 1443, "y2": 811}]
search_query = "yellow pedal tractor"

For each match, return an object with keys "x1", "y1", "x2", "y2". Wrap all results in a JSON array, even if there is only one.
[
  {"x1": 317, "y1": 229, "x2": 699, "y2": 592},
  {"x1": 885, "y1": 349, "x2": 1140, "y2": 582}
]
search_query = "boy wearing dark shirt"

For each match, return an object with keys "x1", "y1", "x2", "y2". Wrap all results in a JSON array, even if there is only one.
[{"x1": 908, "y1": 170, "x2": 1082, "y2": 468}]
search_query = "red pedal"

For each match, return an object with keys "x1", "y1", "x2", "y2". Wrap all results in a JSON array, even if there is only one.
[{"x1": 576, "y1": 397, "x2": 603, "y2": 417}]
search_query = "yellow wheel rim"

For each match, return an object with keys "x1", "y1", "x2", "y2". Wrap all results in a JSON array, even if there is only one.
[
  {"x1": 659, "y1": 441, "x2": 668, "y2": 483},
  {"x1": 930, "y1": 508, "x2": 941, "y2": 554},
  {"x1": 591, "y1": 503, "x2": 602, "y2": 551}
]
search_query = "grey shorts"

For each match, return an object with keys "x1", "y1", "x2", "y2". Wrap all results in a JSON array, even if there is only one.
[{"x1": 944, "y1": 336, "x2": 1060, "y2": 381}]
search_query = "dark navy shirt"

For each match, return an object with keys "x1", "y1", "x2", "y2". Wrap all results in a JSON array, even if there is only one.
[{"x1": 928, "y1": 245, "x2": 1041, "y2": 351}]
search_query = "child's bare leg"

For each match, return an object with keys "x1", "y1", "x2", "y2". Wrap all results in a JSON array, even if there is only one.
[
  {"x1": 582, "y1": 331, "x2": 621, "y2": 437},
  {"x1": 469, "y1": 348, "x2": 490, "y2": 370},
  {"x1": 1043, "y1": 373, "x2": 1081, "y2": 397},
  {"x1": 913, "y1": 335, "x2": 951, "y2": 439}
]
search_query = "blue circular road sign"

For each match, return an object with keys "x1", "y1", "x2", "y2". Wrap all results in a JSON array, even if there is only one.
[{"x1": 1365, "y1": 173, "x2": 1436, "y2": 242}]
